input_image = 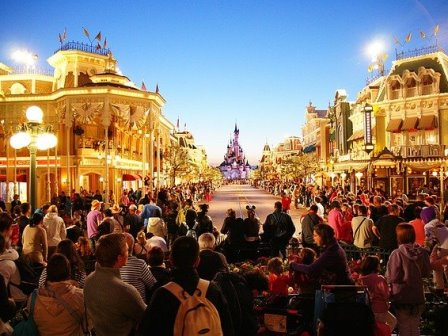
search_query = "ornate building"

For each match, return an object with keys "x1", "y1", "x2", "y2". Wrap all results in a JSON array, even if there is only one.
[
  {"x1": 0, "y1": 39, "x2": 175, "y2": 207},
  {"x1": 219, "y1": 124, "x2": 251, "y2": 179}
]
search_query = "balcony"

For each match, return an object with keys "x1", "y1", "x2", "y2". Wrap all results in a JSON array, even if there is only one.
[{"x1": 392, "y1": 145, "x2": 445, "y2": 158}]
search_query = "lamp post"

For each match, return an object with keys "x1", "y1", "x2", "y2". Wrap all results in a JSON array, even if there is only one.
[
  {"x1": 341, "y1": 172, "x2": 347, "y2": 192},
  {"x1": 10, "y1": 106, "x2": 57, "y2": 211},
  {"x1": 363, "y1": 103, "x2": 374, "y2": 155}
]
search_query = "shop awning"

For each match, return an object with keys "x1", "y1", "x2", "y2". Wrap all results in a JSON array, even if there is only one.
[
  {"x1": 347, "y1": 129, "x2": 364, "y2": 142},
  {"x1": 0, "y1": 174, "x2": 27, "y2": 182},
  {"x1": 401, "y1": 117, "x2": 419, "y2": 131},
  {"x1": 418, "y1": 115, "x2": 437, "y2": 130},
  {"x1": 122, "y1": 174, "x2": 142, "y2": 181},
  {"x1": 386, "y1": 119, "x2": 403, "y2": 132},
  {"x1": 303, "y1": 144, "x2": 316, "y2": 153},
  {"x1": 372, "y1": 159, "x2": 397, "y2": 168}
]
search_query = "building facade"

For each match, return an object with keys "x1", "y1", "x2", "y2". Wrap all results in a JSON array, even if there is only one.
[{"x1": 0, "y1": 41, "x2": 175, "y2": 207}]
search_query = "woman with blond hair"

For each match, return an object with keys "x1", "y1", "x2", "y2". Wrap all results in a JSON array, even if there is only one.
[
  {"x1": 43, "y1": 204, "x2": 66, "y2": 258},
  {"x1": 134, "y1": 231, "x2": 151, "y2": 261}
]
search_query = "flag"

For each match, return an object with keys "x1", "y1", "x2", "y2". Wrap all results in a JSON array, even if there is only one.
[
  {"x1": 420, "y1": 31, "x2": 426, "y2": 39},
  {"x1": 141, "y1": 81, "x2": 147, "y2": 91},
  {"x1": 434, "y1": 24, "x2": 440, "y2": 36},
  {"x1": 83, "y1": 27, "x2": 90, "y2": 38},
  {"x1": 176, "y1": 117, "x2": 180, "y2": 129},
  {"x1": 368, "y1": 64, "x2": 374, "y2": 73},
  {"x1": 62, "y1": 28, "x2": 67, "y2": 41},
  {"x1": 405, "y1": 32, "x2": 412, "y2": 42},
  {"x1": 155, "y1": 84, "x2": 159, "y2": 93},
  {"x1": 95, "y1": 32, "x2": 102, "y2": 42},
  {"x1": 184, "y1": 123, "x2": 187, "y2": 131},
  {"x1": 58, "y1": 33, "x2": 63, "y2": 43},
  {"x1": 103, "y1": 38, "x2": 107, "y2": 49},
  {"x1": 393, "y1": 35, "x2": 401, "y2": 46},
  {"x1": 96, "y1": 43, "x2": 101, "y2": 50}
]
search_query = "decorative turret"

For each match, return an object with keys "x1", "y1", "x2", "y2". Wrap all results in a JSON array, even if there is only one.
[{"x1": 220, "y1": 125, "x2": 251, "y2": 180}]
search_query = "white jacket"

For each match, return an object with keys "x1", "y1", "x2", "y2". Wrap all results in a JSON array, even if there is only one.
[
  {"x1": 0, "y1": 248, "x2": 26, "y2": 302},
  {"x1": 43, "y1": 212, "x2": 67, "y2": 247}
]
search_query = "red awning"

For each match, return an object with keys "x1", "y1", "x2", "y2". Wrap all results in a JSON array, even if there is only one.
[
  {"x1": 122, "y1": 174, "x2": 142, "y2": 181},
  {"x1": 0, "y1": 174, "x2": 27, "y2": 182}
]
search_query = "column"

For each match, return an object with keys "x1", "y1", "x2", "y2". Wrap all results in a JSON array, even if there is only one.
[{"x1": 156, "y1": 129, "x2": 161, "y2": 191}]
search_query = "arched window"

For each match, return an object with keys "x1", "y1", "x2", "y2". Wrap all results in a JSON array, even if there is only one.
[{"x1": 9, "y1": 83, "x2": 26, "y2": 94}]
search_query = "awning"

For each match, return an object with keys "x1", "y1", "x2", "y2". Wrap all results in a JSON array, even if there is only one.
[
  {"x1": 372, "y1": 159, "x2": 397, "y2": 168},
  {"x1": 418, "y1": 115, "x2": 437, "y2": 130},
  {"x1": 0, "y1": 174, "x2": 27, "y2": 182},
  {"x1": 303, "y1": 144, "x2": 316, "y2": 153},
  {"x1": 386, "y1": 119, "x2": 403, "y2": 132},
  {"x1": 347, "y1": 129, "x2": 364, "y2": 142},
  {"x1": 401, "y1": 117, "x2": 419, "y2": 131},
  {"x1": 122, "y1": 174, "x2": 142, "y2": 181}
]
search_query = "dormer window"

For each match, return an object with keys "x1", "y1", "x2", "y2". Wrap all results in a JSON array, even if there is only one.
[
  {"x1": 421, "y1": 75, "x2": 433, "y2": 95},
  {"x1": 405, "y1": 77, "x2": 417, "y2": 98}
]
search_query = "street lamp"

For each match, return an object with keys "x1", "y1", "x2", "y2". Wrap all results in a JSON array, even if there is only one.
[
  {"x1": 341, "y1": 172, "x2": 347, "y2": 191},
  {"x1": 363, "y1": 103, "x2": 374, "y2": 155},
  {"x1": 10, "y1": 106, "x2": 57, "y2": 211}
]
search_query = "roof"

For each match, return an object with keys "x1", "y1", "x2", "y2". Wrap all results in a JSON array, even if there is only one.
[
  {"x1": 316, "y1": 110, "x2": 327, "y2": 118},
  {"x1": 418, "y1": 115, "x2": 437, "y2": 130},
  {"x1": 386, "y1": 119, "x2": 403, "y2": 132},
  {"x1": 401, "y1": 117, "x2": 419, "y2": 131},
  {"x1": 347, "y1": 129, "x2": 364, "y2": 142}
]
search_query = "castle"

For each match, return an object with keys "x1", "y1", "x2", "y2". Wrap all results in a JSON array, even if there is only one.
[{"x1": 219, "y1": 124, "x2": 251, "y2": 179}]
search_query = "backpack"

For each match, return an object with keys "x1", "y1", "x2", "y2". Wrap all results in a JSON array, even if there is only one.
[
  {"x1": 10, "y1": 255, "x2": 40, "y2": 295},
  {"x1": 186, "y1": 222, "x2": 198, "y2": 240},
  {"x1": 163, "y1": 279, "x2": 222, "y2": 336}
]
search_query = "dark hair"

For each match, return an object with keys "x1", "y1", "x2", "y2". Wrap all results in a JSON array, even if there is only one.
[
  {"x1": 309, "y1": 204, "x2": 318, "y2": 212},
  {"x1": 267, "y1": 257, "x2": 283, "y2": 275},
  {"x1": 274, "y1": 201, "x2": 282, "y2": 210},
  {"x1": 20, "y1": 203, "x2": 31, "y2": 215},
  {"x1": 47, "y1": 253, "x2": 71, "y2": 282},
  {"x1": 315, "y1": 197, "x2": 321, "y2": 203},
  {"x1": 147, "y1": 246, "x2": 164, "y2": 267},
  {"x1": 0, "y1": 213, "x2": 13, "y2": 233},
  {"x1": 57, "y1": 239, "x2": 84, "y2": 272},
  {"x1": 360, "y1": 255, "x2": 380, "y2": 275},
  {"x1": 104, "y1": 209, "x2": 113, "y2": 217},
  {"x1": 170, "y1": 236, "x2": 199, "y2": 269},
  {"x1": 300, "y1": 247, "x2": 316, "y2": 265},
  {"x1": 30, "y1": 213, "x2": 43, "y2": 227},
  {"x1": 331, "y1": 200, "x2": 341, "y2": 209},
  {"x1": 0, "y1": 234, "x2": 5, "y2": 253},
  {"x1": 185, "y1": 209, "x2": 197, "y2": 224},
  {"x1": 313, "y1": 224, "x2": 335, "y2": 246},
  {"x1": 358, "y1": 205, "x2": 368, "y2": 216},
  {"x1": 243, "y1": 270, "x2": 269, "y2": 292},
  {"x1": 396, "y1": 223, "x2": 416, "y2": 245},
  {"x1": 13, "y1": 205, "x2": 22, "y2": 217},
  {"x1": 413, "y1": 206, "x2": 422, "y2": 218},
  {"x1": 41, "y1": 203, "x2": 51, "y2": 211}
]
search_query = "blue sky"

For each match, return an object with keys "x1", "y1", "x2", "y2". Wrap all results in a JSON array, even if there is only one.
[{"x1": 1, "y1": 0, "x2": 447, "y2": 165}]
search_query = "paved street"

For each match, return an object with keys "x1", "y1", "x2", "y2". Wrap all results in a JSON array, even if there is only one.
[{"x1": 206, "y1": 184, "x2": 307, "y2": 238}]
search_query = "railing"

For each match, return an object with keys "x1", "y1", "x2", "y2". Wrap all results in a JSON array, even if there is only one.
[
  {"x1": 422, "y1": 85, "x2": 433, "y2": 95},
  {"x1": 10, "y1": 66, "x2": 53, "y2": 76},
  {"x1": 55, "y1": 41, "x2": 111, "y2": 56},
  {"x1": 393, "y1": 144, "x2": 445, "y2": 158},
  {"x1": 389, "y1": 90, "x2": 400, "y2": 100},
  {"x1": 396, "y1": 45, "x2": 441, "y2": 60},
  {"x1": 405, "y1": 87, "x2": 417, "y2": 98}
]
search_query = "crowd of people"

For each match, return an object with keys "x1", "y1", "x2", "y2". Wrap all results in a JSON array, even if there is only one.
[{"x1": 0, "y1": 178, "x2": 447, "y2": 335}]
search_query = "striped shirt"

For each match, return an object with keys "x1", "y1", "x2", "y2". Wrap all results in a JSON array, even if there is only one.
[
  {"x1": 38, "y1": 267, "x2": 86, "y2": 288},
  {"x1": 120, "y1": 256, "x2": 157, "y2": 301}
]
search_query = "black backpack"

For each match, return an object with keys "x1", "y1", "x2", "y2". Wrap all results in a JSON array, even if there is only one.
[
  {"x1": 213, "y1": 272, "x2": 258, "y2": 335},
  {"x1": 10, "y1": 255, "x2": 40, "y2": 295}
]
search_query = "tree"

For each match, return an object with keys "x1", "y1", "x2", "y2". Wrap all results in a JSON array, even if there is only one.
[
  {"x1": 164, "y1": 142, "x2": 190, "y2": 185},
  {"x1": 279, "y1": 152, "x2": 319, "y2": 181}
]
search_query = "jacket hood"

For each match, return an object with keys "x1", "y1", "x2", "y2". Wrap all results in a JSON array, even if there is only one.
[
  {"x1": 398, "y1": 243, "x2": 426, "y2": 261},
  {"x1": 36, "y1": 281, "x2": 78, "y2": 316},
  {"x1": 0, "y1": 248, "x2": 19, "y2": 261},
  {"x1": 45, "y1": 212, "x2": 60, "y2": 220},
  {"x1": 426, "y1": 218, "x2": 440, "y2": 227}
]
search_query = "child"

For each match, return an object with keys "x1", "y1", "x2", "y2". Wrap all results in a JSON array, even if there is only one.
[
  {"x1": 358, "y1": 255, "x2": 396, "y2": 333},
  {"x1": 291, "y1": 248, "x2": 317, "y2": 295},
  {"x1": 267, "y1": 257, "x2": 289, "y2": 295}
]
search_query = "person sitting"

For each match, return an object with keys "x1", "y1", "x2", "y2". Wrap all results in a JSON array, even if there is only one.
[
  {"x1": 197, "y1": 204, "x2": 214, "y2": 237},
  {"x1": 243, "y1": 205, "x2": 261, "y2": 243},
  {"x1": 290, "y1": 247, "x2": 317, "y2": 295},
  {"x1": 197, "y1": 233, "x2": 229, "y2": 281},
  {"x1": 22, "y1": 212, "x2": 48, "y2": 266},
  {"x1": 267, "y1": 257, "x2": 289, "y2": 296},
  {"x1": 38, "y1": 239, "x2": 86, "y2": 288},
  {"x1": 32, "y1": 253, "x2": 90, "y2": 336}
]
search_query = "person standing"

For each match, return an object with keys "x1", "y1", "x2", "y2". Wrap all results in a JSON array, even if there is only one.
[
  {"x1": 351, "y1": 205, "x2": 375, "y2": 249},
  {"x1": 86, "y1": 200, "x2": 103, "y2": 251},
  {"x1": 300, "y1": 205, "x2": 323, "y2": 251},
  {"x1": 43, "y1": 205, "x2": 66, "y2": 258},
  {"x1": 84, "y1": 233, "x2": 146, "y2": 336},
  {"x1": 263, "y1": 201, "x2": 296, "y2": 258},
  {"x1": 373, "y1": 204, "x2": 404, "y2": 253},
  {"x1": 22, "y1": 213, "x2": 48, "y2": 266},
  {"x1": 124, "y1": 204, "x2": 143, "y2": 238},
  {"x1": 386, "y1": 224, "x2": 430, "y2": 336},
  {"x1": 327, "y1": 200, "x2": 344, "y2": 241},
  {"x1": 10, "y1": 194, "x2": 21, "y2": 216}
]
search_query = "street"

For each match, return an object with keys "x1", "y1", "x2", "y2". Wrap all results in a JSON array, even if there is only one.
[{"x1": 206, "y1": 184, "x2": 306, "y2": 237}]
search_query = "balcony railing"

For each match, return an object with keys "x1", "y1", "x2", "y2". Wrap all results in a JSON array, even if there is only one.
[
  {"x1": 10, "y1": 66, "x2": 53, "y2": 76},
  {"x1": 395, "y1": 45, "x2": 441, "y2": 60},
  {"x1": 392, "y1": 145, "x2": 446, "y2": 158},
  {"x1": 55, "y1": 41, "x2": 111, "y2": 56}
]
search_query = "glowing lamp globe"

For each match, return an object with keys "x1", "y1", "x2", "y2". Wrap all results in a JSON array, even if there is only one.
[
  {"x1": 10, "y1": 131, "x2": 31, "y2": 149},
  {"x1": 26, "y1": 106, "x2": 43, "y2": 124},
  {"x1": 36, "y1": 132, "x2": 57, "y2": 150}
]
